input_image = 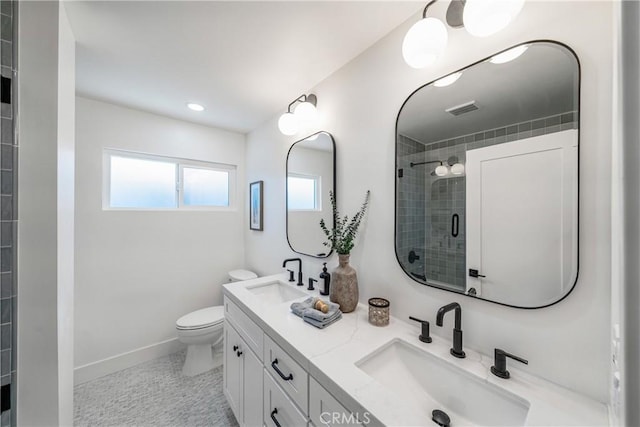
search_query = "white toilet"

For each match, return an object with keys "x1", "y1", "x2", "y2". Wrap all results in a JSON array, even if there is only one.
[{"x1": 176, "y1": 269, "x2": 257, "y2": 376}]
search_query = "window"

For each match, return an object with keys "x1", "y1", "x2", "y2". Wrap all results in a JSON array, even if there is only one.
[
  {"x1": 104, "y1": 150, "x2": 236, "y2": 210},
  {"x1": 287, "y1": 174, "x2": 320, "y2": 210}
]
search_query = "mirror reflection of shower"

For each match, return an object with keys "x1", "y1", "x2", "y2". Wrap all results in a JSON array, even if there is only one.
[
  {"x1": 397, "y1": 136, "x2": 466, "y2": 292},
  {"x1": 410, "y1": 156, "x2": 465, "y2": 177}
]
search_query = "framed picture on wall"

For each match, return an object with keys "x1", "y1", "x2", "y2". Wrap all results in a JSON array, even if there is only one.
[{"x1": 249, "y1": 181, "x2": 264, "y2": 231}]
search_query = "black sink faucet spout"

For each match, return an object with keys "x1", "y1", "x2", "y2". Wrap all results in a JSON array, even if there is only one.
[
  {"x1": 282, "y1": 258, "x2": 304, "y2": 286},
  {"x1": 436, "y1": 302, "x2": 466, "y2": 358}
]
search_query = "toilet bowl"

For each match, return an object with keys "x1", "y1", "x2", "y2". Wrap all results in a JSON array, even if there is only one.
[{"x1": 176, "y1": 269, "x2": 257, "y2": 376}]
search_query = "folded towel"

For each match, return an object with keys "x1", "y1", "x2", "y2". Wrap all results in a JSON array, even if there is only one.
[
  {"x1": 291, "y1": 297, "x2": 315, "y2": 317},
  {"x1": 303, "y1": 311, "x2": 342, "y2": 329},
  {"x1": 303, "y1": 300, "x2": 341, "y2": 322}
]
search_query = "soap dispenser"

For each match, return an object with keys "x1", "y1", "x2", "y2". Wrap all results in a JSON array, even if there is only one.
[{"x1": 319, "y1": 263, "x2": 331, "y2": 296}]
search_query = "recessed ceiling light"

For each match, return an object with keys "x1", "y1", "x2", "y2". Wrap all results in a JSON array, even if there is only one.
[{"x1": 187, "y1": 103, "x2": 205, "y2": 112}]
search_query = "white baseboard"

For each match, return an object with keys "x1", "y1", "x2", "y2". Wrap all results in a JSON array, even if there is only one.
[{"x1": 74, "y1": 338, "x2": 185, "y2": 385}]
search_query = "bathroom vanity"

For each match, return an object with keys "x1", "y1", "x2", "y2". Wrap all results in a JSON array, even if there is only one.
[{"x1": 223, "y1": 274, "x2": 608, "y2": 426}]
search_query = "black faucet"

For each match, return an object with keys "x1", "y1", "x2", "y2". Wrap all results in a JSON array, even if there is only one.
[
  {"x1": 409, "y1": 316, "x2": 432, "y2": 343},
  {"x1": 491, "y1": 348, "x2": 528, "y2": 379},
  {"x1": 282, "y1": 258, "x2": 303, "y2": 286},
  {"x1": 286, "y1": 269, "x2": 295, "y2": 282},
  {"x1": 435, "y1": 302, "x2": 466, "y2": 358},
  {"x1": 308, "y1": 278, "x2": 317, "y2": 291},
  {"x1": 319, "y1": 263, "x2": 331, "y2": 295}
]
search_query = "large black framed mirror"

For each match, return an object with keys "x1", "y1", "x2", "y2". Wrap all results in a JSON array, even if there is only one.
[
  {"x1": 286, "y1": 131, "x2": 336, "y2": 258},
  {"x1": 395, "y1": 40, "x2": 580, "y2": 308}
]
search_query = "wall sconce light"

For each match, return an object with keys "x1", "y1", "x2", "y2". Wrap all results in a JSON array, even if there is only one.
[
  {"x1": 410, "y1": 157, "x2": 465, "y2": 177},
  {"x1": 403, "y1": 0, "x2": 525, "y2": 69},
  {"x1": 402, "y1": 1, "x2": 448, "y2": 69},
  {"x1": 277, "y1": 94, "x2": 318, "y2": 136}
]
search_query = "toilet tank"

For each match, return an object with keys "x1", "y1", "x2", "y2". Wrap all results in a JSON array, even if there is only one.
[{"x1": 228, "y1": 269, "x2": 258, "y2": 282}]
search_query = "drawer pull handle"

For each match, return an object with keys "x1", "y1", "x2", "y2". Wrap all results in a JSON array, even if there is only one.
[
  {"x1": 232, "y1": 345, "x2": 238, "y2": 352},
  {"x1": 270, "y1": 408, "x2": 282, "y2": 427},
  {"x1": 271, "y1": 359, "x2": 294, "y2": 381}
]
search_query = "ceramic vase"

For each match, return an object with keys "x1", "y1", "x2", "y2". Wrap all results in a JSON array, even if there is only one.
[{"x1": 330, "y1": 254, "x2": 358, "y2": 313}]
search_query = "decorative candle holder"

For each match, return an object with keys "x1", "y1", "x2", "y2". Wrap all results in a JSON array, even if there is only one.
[{"x1": 368, "y1": 298, "x2": 390, "y2": 327}]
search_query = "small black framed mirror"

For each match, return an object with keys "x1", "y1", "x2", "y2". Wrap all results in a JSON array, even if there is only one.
[{"x1": 286, "y1": 131, "x2": 336, "y2": 258}]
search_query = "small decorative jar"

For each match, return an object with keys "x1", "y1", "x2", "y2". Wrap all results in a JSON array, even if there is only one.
[{"x1": 368, "y1": 298, "x2": 390, "y2": 327}]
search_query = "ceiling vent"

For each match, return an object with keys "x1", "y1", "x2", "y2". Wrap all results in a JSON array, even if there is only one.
[{"x1": 445, "y1": 100, "x2": 478, "y2": 116}]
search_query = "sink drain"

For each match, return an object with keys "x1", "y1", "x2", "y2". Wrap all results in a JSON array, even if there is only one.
[{"x1": 432, "y1": 409, "x2": 451, "y2": 427}]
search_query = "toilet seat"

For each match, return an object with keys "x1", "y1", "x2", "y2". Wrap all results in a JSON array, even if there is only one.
[{"x1": 176, "y1": 306, "x2": 224, "y2": 330}]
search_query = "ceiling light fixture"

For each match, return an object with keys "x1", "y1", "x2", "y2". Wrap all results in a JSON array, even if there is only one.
[
  {"x1": 489, "y1": 44, "x2": 529, "y2": 64},
  {"x1": 434, "y1": 71, "x2": 463, "y2": 87},
  {"x1": 278, "y1": 94, "x2": 318, "y2": 136},
  {"x1": 403, "y1": 0, "x2": 525, "y2": 68},
  {"x1": 187, "y1": 103, "x2": 205, "y2": 112}
]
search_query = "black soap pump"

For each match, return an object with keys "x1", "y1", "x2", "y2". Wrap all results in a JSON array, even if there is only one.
[{"x1": 319, "y1": 263, "x2": 331, "y2": 296}]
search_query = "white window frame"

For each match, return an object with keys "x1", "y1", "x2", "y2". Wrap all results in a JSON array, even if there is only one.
[
  {"x1": 287, "y1": 172, "x2": 322, "y2": 212},
  {"x1": 103, "y1": 149, "x2": 237, "y2": 211}
]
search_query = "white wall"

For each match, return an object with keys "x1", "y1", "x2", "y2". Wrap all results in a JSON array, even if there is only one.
[
  {"x1": 57, "y1": 5, "x2": 76, "y2": 424},
  {"x1": 17, "y1": 1, "x2": 76, "y2": 425},
  {"x1": 616, "y1": 1, "x2": 640, "y2": 424},
  {"x1": 74, "y1": 97, "x2": 246, "y2": 382},
  {"x1": 245, "y1": 1, "x2": 613, "y2": 403}
]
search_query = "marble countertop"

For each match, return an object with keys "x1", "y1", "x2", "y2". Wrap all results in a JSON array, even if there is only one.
[{"x1": 223, "y1": 273, "x2": 609, "y2": 427}]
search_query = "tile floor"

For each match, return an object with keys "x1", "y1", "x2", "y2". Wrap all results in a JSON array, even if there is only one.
[{"x1": 74, "y1": 351, "x2": 238, "y2": 427}]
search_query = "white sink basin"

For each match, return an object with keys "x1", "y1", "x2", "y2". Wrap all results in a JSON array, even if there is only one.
[
  {"x1": 245, "y1": 281, "x2": 308, "y2": 304},
  {"x1": 356, "y1": 339, "x2": 530, "y2": 426}
]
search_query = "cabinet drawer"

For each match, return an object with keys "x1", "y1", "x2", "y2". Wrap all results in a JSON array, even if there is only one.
[
  {"x1": 264, "y1": 370, "x2": 308, "y2": 427},
  {"x1": 225, "y1": 297, "x2": 263, "y2": 361},
  {"x1": 264, "y1": 335, "x2": 309, "y2": 415},
  {"x1": 309, "y1": 377, "x2": 362, "y2": 426}
]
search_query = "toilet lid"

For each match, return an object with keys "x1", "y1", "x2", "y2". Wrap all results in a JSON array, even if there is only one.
[
  {"x1": 176, "y1": 306, "x2": 224, "y2": 330},
  {"x1": 229, "y1": 269, "x2": 258, "y2": 281}
]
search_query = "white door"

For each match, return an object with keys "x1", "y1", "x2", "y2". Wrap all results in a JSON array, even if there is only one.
[
  {"x1": 224, "y1": 322, "x2": 243, "y2": 423},
  {"x1": 242, "y1": 347, "x2": 263, "y2": 427},
  {"x1": 466, "y1": 129, "x2": 578, "y2": 306}
]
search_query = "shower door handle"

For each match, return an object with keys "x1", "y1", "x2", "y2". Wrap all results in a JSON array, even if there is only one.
[
  {"x1": 451, "y1": 214, "x2": 459, "y2": 237},
  {"x1": 469, "y1": 269, "x2": 486, "y2": 278}
]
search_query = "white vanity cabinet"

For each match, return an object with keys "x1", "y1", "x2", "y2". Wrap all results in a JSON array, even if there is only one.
[
  {"x1": 309, "y1": 377, "x2": 362, "y2": 427},
  {"x1": 223, "y1": 299, "x2": 263, "y2": 427},
  {"x1": 263, "y1": 371, "x2": 308, "y2": 427},
  {"x1": 264, "y1": 335, "x2": 309, "y2": 415},
  {"x1": 224, "y1": 296, "x2": 361, "y2": 427}
]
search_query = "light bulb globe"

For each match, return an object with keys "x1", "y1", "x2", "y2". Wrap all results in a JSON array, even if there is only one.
[
  {"x1": 402, "y1": 17, "x2": 448, "y2": 69},
  {"x1": 451, "y1": 163, "x2": 465, "y2": 175},
  {"x1": 435, "y1": 165, "x2": 449, "y2": 176},
  {"x1": 294, "y1": 101, "x2": 317, "y2": 125},
  {"x1": 434, "y1": 72, "x2": 463, "y2": 87},
  {"x1": 489, "y1": 45, "x2": 528, "y2": 64},
  {"x1": 278, "y1": 112, "x2": 299, "y2": 136},
  {"x1": 463, "y1": 0, "x2": 525, "y2": 38}
]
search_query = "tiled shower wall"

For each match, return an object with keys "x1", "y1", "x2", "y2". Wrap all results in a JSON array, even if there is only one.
[
  {"x1": 397, "y1": 111, "x2": 578, "y2": 290},
  {"x1": 396, "y1": 134, "x2": 427, "y2": 280},
  {"x1": 0, "y1": 1, "x2": 16, "y2": 426}
]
